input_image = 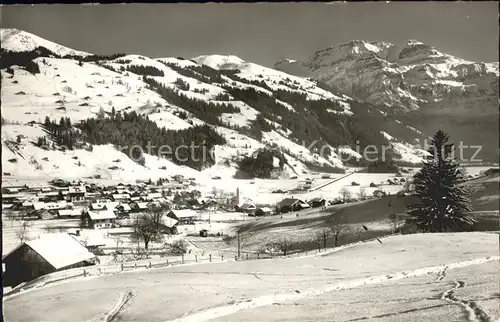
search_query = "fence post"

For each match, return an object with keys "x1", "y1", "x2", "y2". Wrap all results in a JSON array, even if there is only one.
[
  {"x1": 258, "y1": 253, "x2": 260, "y2": 259},
  {"x1": 209, "y1": 254, "x2": 212, "y2": 262},
  {"x1": 246, "y1": 253, "x2": 249, "y2": 260},
  {"x1": 166, "y1": 259, "x2": 169, "y2": 266},
  {"x1": 120, "y1": 263, "x2": 123, "y2": 272},
  {"x1": 195, "y1": 255, "x2": 198, "y2": 263},
  {"x1": 182, "y1": 254, "x2": 184, "y2": 264},
  {"x1": 83, "y1": 269, "x2": 86, "y2": 277}
]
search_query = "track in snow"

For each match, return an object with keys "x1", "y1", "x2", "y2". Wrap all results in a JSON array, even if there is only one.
[{"x1": 168, "y1": 256, "x2": 499, "y2": 322}]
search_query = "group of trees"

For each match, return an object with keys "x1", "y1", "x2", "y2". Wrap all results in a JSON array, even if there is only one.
[
  {"x1": 42, "y1": 116, "x2": 80, "y2": 150},
  {"x1": 124, "y1": 64, "x2": 164, "y2": 77},
  {"x1": 78, "y1": 110, "x2": 226, "y2": 169},
  {"x1": 143, "y1": 76, "x2": 240, "y2": 126},
  {"x1": 235, "y1": 148, "x2": 287, "y2": 179}
]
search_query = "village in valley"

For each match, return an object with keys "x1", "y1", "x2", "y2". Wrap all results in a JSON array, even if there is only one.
[
  {"x1": 1, "y1": 168, "x2": 421, "y2": 289},
  {"x1": 1, "y1": 3, "x2": 499, "y2": 321}
]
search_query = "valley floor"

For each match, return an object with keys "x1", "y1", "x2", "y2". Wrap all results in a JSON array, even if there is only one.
[{"x1": 3, "y1": 232, "x2": 499, "y2": 322}]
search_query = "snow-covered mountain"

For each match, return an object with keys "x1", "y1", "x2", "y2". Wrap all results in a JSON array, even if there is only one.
[
  {"x1": 275, "y1": 39, "x2": 499, "y2": 162},
  {"x1": 1, "y1": 29, "x2": 429, "y2": 181},
  {"x1": 275, "y1": 39, "x2": 499, "y2": 112},
  {"x1": 1, "y1": 28, "x2": 90, "y2": 57}
]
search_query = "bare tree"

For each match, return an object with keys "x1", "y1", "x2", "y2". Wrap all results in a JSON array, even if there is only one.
[
  {"x1": 16, "y1": 220, "x2": 30, "y2": 244},
  {"x1": 275, "y1": 235, "x2": 293, "y2": 256},
  {"x1": 314, "y1": 228, "x2": 330, "y2": 250},
  {"x1": 357, "y1": 187, "x2": 367, "y2": 201},
  {"x1": 339, "y1": 187, "x2": 352, "y2": 203},
  {"x1": 329, "y1": 215, "x2": 348, "y2": 247},
  {"x1": 131, "y1": 206, "x2": 165, "y2": 250}
]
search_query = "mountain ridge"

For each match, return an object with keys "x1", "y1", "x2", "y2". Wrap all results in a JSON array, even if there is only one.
[{"x1": 2, "y1": 29, "x2": 473, "y2": 182}]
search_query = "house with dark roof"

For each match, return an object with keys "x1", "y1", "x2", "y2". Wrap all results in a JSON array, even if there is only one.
[
  {"x1": 277, "y1": 198, "x2": 310, "y2": 213},
  {"x1": 309, "y1": 198, "x2": 326, "y2": 208},
  {"x1": 2, "y1": 233, "x2": 96, "y2": 287}
]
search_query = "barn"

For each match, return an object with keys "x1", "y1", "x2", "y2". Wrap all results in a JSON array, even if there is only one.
[{"x1": 2, "y1": 233, "x2": 96, "y2": 288}]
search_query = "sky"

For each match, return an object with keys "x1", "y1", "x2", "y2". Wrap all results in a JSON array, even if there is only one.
[{"x1": 1, "y1": 2, "x2": 498, "y2": 67}]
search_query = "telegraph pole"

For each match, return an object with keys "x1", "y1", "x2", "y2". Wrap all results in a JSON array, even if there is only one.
[{"x1": 237, "y1": 231, "x2": 241, "y2": 258}]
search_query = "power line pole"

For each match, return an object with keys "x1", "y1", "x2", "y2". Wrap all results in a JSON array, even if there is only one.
[{"x1": 237, "y1": 231, "x2": 241, "y2": 258}]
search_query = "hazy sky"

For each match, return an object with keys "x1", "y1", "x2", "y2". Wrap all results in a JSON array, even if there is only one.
[{"x1": 1, "y1": 2, "x2": 498, "y2": 67}]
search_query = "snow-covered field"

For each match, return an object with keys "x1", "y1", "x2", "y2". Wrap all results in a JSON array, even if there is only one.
[{"x1": 3, "y1": 232, "x2": 499, "y2": 321}]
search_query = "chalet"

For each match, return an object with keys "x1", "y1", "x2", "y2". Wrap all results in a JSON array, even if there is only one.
[
  {"x1": 202, "y1": 199, "x2": 218, "y2": 210},
  {"x1": 278, "y1": 198, "x2": 310, "y2": 213},
  {"x1": 238, "y1": 203, "x2": 257, "y2": 214},
  {"x1": 2, "y1": 233, "x2": 96, "y2": 287},
  {"x1": 166, "y1": 209, "x2": 196, "y2": 225},
  {"x1": 41, "y1": 187, "x2": 54, "y2": 193},
  {"x1": 68, "y1": 186, "x2": 86, "y2": 202},
  {"x1": 160, "y1": 216, "x2": 179, "y2": 234},
  {"x1": 142, "y1": 192, "x2": 162, "y2": 201},
  {"x1": 58, "y1": 209, "x2": 82, "y2": 219},
  {"x1": 309, "y1": 198, "x2": 327, "y2": 208},
  {"x1": 373, "y1": 190, "x2": 387, "y2": 198},
  {"x1": 71, "y1": 230, "x2": 107, "y2": 251},
  {"x1": 85, "y1": 210, "x2": 116, "y2": 229},
  {"x1": 255, "y1": 207, "x2": 273, "y2": 217}
]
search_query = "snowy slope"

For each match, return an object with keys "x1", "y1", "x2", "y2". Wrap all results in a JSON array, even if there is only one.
[
  {"x1": 1, "y1": 28, "x2": 90, "y2": 57},
  {"x1": 1, "y1": 29, "x2": 429, "y2": 183},
  {"x1": 275, "y1": 39, "x2": 499, "y2": 112},
  {"x1": 3, "y1": 232, "x2": 499, "y2": 321}
]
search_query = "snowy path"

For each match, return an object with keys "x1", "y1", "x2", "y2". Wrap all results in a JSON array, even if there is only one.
[{"x1": 169, "y1": 256, "x2": 499, "y2": 322}]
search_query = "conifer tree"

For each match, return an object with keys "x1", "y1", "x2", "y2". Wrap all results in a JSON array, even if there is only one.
[{"x1": 406, "y1": 130, "x2": 474, "y2": 232}]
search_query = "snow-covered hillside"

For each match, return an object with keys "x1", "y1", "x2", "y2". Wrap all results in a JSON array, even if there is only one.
[
  {"x1": 3, "y1": 232, "x2": 499, "y2": 321},
  {"x1": 275, "y1": 39, "x2": 499, "y2": 112},
  {"x1": 1, "y1": 29, "x2": 429, "y2": 182},
  {"x1": 1, "y1": 28, "x2": 90, "y2": 57}
]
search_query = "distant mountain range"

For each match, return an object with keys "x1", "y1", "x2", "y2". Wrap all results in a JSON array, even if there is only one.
[
  {"x1": 275, "y1": 39, "x2": 499, "y2": 161},
  {"x1": 1, "y1": 29, "x2": 497, "y2": 181}
]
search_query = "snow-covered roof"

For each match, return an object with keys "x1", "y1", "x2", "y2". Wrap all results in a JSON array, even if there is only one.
[
  {"x1": 33, "y1": 201, "x2": 67, "y2": 210},
  {"x1": 113, "y1": 193, "x2": 130, "y2": 200},
  {"x1": 87, "y1": 210, "x2": 116, "y2": 220},
  {"x1": 58, "y1": 209, "x2": 81, "y2": 217},
  {"x1": 169, "y1": 209, "x2": 198, "y2": 218},
  {"x1": 161, "y1": 217, "x2": 178, "y2": 228},
  {"x1": 25, "y1": 233, "x2": 95, "y2": 270}
]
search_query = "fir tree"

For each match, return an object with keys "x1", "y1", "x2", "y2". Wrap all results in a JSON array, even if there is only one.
[{"x1": 406, "y1": 130, "x2": 474, "y2": 232}]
